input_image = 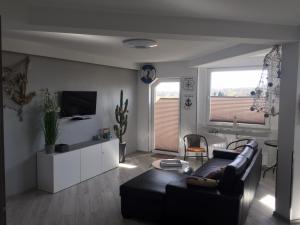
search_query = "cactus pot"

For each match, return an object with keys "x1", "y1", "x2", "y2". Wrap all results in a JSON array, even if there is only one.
[{"x1": 119, "y1": 142, "x2": 127, "y2": 163}]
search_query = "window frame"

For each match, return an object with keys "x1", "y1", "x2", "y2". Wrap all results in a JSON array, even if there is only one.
[{"x1": 206, "y1": 67, "x2": 271, "y2": 130}]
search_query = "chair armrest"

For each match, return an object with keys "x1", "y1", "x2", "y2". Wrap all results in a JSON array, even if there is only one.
[{"x1": 213, "y1": 149, "x2": 240, "y2": 160}]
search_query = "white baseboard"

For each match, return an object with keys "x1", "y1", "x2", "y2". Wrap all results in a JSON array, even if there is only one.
[{"x1": 152, "y1": 149, "x2": 180, "y2": 156}]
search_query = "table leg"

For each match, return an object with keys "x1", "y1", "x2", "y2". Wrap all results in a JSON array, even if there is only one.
[
  {"x1": 263, "y1": 146, "x2": 278, "y2": 178},
  {"x1": 263, "y1": 163, "x2": 277, "y2": 178}
]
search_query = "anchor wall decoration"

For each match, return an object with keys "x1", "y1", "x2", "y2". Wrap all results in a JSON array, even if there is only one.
[{"x1": 184, "y1": 94, "x2": 193, "y2": 110}]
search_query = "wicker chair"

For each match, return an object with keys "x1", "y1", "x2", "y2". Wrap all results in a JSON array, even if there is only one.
[
  {"x1": 226, "y1": 138, "x2": 252, "y2": 152},
  {"x1": 183, "y1": 134, "x2": 209, "y2": 164}
]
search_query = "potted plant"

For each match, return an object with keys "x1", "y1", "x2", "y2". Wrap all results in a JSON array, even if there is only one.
[
  {"x1": 114, "y1": 90, "x2": 128, "y2": 163},
  {"x1": 41, "y1": 89, "x2": 60, "y2": 154}
]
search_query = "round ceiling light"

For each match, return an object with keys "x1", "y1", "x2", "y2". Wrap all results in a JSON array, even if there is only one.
[{"x1": 122, "y1": 39, "x2": 158, "y2": 49}]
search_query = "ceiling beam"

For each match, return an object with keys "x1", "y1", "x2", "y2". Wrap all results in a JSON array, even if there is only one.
[
  {"x1": 2, "y1": 37, "x2": 138, "y2": 70},
  {"x1": 4, "y1": 6, "x2": 299, "y2": 43},
  {"x1": 188, "y1": 44, "x2": 271, "y2": 67}
]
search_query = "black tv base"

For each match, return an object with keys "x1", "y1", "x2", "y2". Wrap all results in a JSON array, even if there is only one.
[{"x1": 70, "y1": 116, "x2": 91, "y2": 121}]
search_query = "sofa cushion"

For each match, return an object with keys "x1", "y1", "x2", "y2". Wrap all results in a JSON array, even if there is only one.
[
  {"x1": 219, "y1": 155, "x2": 248, "y2": 193},
  {"x1": 213, "y1": 149, "x2": 240, "y2": 160},
  {"x1": 206, "y1": 167, "x2": 226, "y2": 180},
  {"x1": 192, "y1": 158, "x2": 232, "y2": 178}
]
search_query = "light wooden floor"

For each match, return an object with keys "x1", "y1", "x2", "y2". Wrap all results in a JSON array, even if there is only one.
[{"x1": 6, "y1": 152, "x2": 288, "y2": 225}]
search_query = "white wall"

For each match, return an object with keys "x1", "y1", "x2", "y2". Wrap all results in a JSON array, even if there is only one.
[
  {"x1": 136, "y1": 61, "x2": 198, "y2": 155},
  {"x1": 137, "y1": 78, "x2": 150, "y2": 151},
  {"x1": 275, "y1": 42, "x2": 300, "y2": 220},
  {"x1": 290, "y1": 42, "x2": 300, "y2": 220}
]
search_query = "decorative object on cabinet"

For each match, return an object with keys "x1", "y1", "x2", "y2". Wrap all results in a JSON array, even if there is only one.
[
  {"x1": 140, "y1": 64, "x2": 157, "y2": 84},
  {"x1": 93, "y1": 135, "x2": 101, "y2": 141},
  {"x1": 55, "y1": 144, "x2": 69, "y2": 153},
  {"x1": 250, "y1": 45, "x2": 281, "y2": 118},
  {"x1": 183, "y1": 77, "x2": 195, "y2": 90},
  {"x1": 40, "y1": 89, "x2": 60, "y2": 154},
  {"x1": 2, "y1": 56, "x2": 36, "y2": 121},
  {"x1": 114, "y1": 90, "x2": 129, "y2": 163},
  {"x1": 102, "y1": 128, "x2": 111, "y2": 140}
]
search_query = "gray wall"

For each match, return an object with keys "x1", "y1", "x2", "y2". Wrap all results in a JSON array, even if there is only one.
[{"x1": 3, "y1": 52, "x2": 138, "y2": 196}]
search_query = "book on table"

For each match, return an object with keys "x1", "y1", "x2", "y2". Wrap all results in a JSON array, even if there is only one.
[{"x1": 160, "y1": 159, "x2": 182, "y2": 168}]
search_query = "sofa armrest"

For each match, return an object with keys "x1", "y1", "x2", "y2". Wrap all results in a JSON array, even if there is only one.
[{"x1": 213, "y1": 149, "x2": 240, "y2": 160}]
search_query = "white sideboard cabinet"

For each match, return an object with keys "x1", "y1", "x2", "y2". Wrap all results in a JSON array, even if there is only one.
[{"x1": 37, "y1": 138, "x2": 119, "y2": 193}]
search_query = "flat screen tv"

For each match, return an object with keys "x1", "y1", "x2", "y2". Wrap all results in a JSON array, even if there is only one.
[{"x1": 60, "y1": 91, "x2": 97, "y2": 117}]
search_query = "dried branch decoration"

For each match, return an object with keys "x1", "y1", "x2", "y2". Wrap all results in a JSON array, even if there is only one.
[{"x1": 2, "y1": 56, "x2": 36, "y2": 121}]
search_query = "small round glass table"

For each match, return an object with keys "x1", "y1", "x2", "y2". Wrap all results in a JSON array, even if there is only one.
[{"x1": 152, "y1": 159, "x2": 193, "y2": 174}]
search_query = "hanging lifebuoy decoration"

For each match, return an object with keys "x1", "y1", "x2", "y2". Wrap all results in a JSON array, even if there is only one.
[{"x1": 140, "y1": 64, "x2": 157, "y2": 84}]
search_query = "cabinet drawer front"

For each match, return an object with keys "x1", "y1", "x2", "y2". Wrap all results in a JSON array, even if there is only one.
[
  {"x1": 53, "y1": 150, "x2": 81, "y2": 192},
  {"x1": 101, "y1": 139, "x2": 119, "y2": 172},
  {"x1": 80, "y1": 144, "x2": 102, "y2": 181}
]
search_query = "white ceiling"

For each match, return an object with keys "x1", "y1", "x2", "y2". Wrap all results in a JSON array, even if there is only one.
[
  {"x1": 26, "y1": 0, "x2": 300, "y2": 26},
  {"x1": 1, "y1": 0, "x2": 294, "y2": 69}
]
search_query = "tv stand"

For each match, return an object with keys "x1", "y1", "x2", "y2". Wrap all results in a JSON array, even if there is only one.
[
  {"x1": 37, "y1": 138, "x2": 119, "y2": 193},
  {"x1": 70, "y1": 116, "x2": 91, "y2": 121}
]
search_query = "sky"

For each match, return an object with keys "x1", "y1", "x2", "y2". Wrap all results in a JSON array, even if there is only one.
[
  {"x1": 211, "y1": 70, "x2": 262, "y2": 89},
  {"x1": 155, "y1": 82, "x2": 180, "y2": 100},
  {"x1": 154, "y1": 70, "x2": 262, "y2": 98},
  {"x1": 156, "y1": 82, "x2": 180, "y2": 94}
]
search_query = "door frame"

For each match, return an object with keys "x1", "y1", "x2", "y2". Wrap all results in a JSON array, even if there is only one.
[
  {"x1": 149, "y1": 78, "x2": 181, "y2": 155},
  {"x1": 0, "y1": 15, "x2": 7, "y2": 225}
]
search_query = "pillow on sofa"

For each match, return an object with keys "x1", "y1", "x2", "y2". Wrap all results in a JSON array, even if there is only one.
[
  {"x1": 186, "y1": 176, "x2": 218, "y2": 188},
  {"x1": 205, "y1": 167, "x2": 226, "y2": 180}
]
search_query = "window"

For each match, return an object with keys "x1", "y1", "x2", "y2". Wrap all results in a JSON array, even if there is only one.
[{"x1": 209, "y1": 69, "x2": 265, "y2": 125}]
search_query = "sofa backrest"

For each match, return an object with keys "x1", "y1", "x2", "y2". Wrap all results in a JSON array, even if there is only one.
[
  {"x1": 218, "y1": 155, "x2": 248, "y2": 193},
  {"x1": 218, "y1": 140, "x2": 259, "y2": 194},
  {"x1": 237, "y1": 139, "x2": 258, "y2": 162},
  {"x1": 246, "y1": 139, "x2": 258, "y2": 150},
  {"x1": 239, "y1": 147, "x2": 262, "y2": 224},
  {"x1": 239, "y1": 146, "x2": 255, "y2": 162}
]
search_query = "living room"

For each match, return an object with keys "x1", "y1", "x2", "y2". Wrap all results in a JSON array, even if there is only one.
[{"x1": 1, "y1": 1, "x2": 300, "y2": 225}]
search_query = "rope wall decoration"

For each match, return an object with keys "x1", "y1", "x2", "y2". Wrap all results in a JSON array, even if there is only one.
[
  {"x1": 250, "y1": 45, "x2": 282, "y2": 118},
  {"x1": 2, "y1": 56, "x2": 36, "y2": 121}
]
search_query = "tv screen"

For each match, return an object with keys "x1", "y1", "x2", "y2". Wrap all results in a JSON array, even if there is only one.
[{"x1": 60, "y1": 91, "x2": 97, "y2": 117}]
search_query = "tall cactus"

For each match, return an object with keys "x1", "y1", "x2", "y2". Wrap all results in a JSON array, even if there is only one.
[{"x1": 114, "y1": 90, "x2": 128, "y2": 143}]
